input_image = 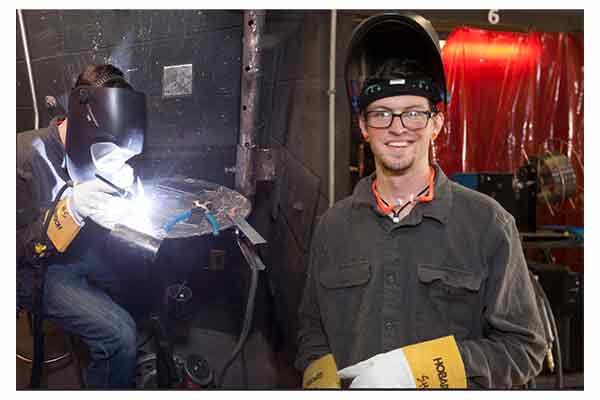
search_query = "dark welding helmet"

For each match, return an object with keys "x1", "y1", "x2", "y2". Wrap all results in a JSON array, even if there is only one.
[
  {"x1": 344, "y1": 12, "x2": 447, "y2": 112},
  {"x1": 65, "y1": 84, "x2": 146, "y2": 183}
]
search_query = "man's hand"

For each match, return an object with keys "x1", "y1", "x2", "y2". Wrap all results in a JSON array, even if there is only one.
[
  {"x1": 303, "y1": 354, "x2": 341, "y2": 389},
  {"x1": 67, "y1": 164, "x2": 135, "y2": 229},
  {"x1": 338, "y1": 348, "x2": 415, "y2": 388},
  {"x1": 338, "y1": 336, "x2": 467, "y2": 389}
]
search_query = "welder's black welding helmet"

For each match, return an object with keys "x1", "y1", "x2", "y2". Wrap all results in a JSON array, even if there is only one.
[
  {"x1": 65, "y1": 85, "x2": 146, "y2": 183},
  {"x1": 344, "y1": 12, "x2": 447, "y2": 113}
]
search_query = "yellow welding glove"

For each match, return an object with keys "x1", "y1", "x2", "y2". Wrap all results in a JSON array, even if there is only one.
[
  {"x1": 303, "y1": 353, "x2": 341, "y2": 389},
  {"x1": 45, "y1": 165, "x2": 135, "y2": 252},
  {"x1": 338, "y1": 335, "x2": 466, "y2": 389},
  {"x1": 45, "y1": 198, "x2": 84, "y2": 252}
]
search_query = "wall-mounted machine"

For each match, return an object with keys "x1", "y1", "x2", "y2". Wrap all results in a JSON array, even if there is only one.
[{"x1": 452, "y1": 152, "x2": 578, "y2": 233}]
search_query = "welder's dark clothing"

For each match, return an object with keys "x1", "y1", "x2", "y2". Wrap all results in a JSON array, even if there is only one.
[
  {"x1": 17, "y1": 120, "x2": 137, "y2": 388},
  {"x1": 17, "y1": 119, "x2": 102, "y2": 305},
  {"x1": 17, "y1": 120, "x2": 69, "y2": 305},
  {"x1": 295, "y1": 164, "x2": 546, "y2": 388}
]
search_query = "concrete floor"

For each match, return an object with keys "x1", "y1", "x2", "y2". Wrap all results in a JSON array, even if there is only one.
[
  {"x1": 16, "y1": 305, "x2": 300, "y2": 390},
  {"x1": 17, "y1": 310, "x2": 580, "y2": 390}
]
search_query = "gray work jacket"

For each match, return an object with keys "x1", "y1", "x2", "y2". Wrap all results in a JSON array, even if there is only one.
[
  {"x1": 295, "y1": 164, "x2": 546, "y2": 388},
  {"x1": 16, "y1": 119, "x2": 104, "y2": 309}
]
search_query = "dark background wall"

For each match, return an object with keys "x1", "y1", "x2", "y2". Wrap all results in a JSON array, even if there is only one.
[{"x1": 16, "y1": 10, "x2": 243, "y2": 187}]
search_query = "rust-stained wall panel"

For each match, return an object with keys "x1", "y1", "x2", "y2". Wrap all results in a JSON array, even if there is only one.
[
  {"x1": 276, "y1": 11, "x2": 329, "y2": 82},
  {"x1": 285, "y1": 80, "x2": 329, "y2": 196},
  {"x1": 267, "y1": 81, "x2": 294, "y2": 146},
  {"x1": 279, "y1": 148, "x2": 321, "y2": 252}
]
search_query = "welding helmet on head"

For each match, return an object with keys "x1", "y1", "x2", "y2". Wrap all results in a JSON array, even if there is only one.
[
  {"x1": 65, "y1": 77, "x2": 147, "y2": 183},
  {"x1": 344, "y1": 12, "x2": 447, "y2": 113}
]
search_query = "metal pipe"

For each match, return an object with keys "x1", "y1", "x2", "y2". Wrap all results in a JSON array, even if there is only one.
[
  {"x1": 17, "y1": 10, "x2": 39, "y2": 130},
  {"x1": 17, "y1": 351, "x2": 71, "y2": 365},
  {"x1": 108, "y1": 224, "x2": 162, "y2": 263},
  {"x1": 328, "y1": 10, "x2": 337, "y2": 207},
  {"x1": 235, "y1": 10, "x2": 266, "y2": 198}
]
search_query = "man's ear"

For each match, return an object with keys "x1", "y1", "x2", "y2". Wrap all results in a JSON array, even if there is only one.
[
  {"x1": 431, "y1": 112, "x2": 444, "y2": 141},
  {"x1": 358, "y1": 115, "x2": 369, "y2": 142}
]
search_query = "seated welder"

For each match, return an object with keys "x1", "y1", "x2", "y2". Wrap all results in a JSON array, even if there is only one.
[
  {"x1": 295, "y1": 13, "x2": 546, "y2": 389},
  {"x1": 16, "y1": 64, "x2": 146, "y2": 388}
]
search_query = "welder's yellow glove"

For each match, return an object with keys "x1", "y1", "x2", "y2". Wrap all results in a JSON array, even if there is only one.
[
  {"x1": 303, "y1": 353, "x2": 341, "y2": 389},
  {"x1": 46, "y1": 165, "x2": 135, "y2": 252},
  {"x1": 337, "y1": 336, "x2": 466, "y2": 389},
  {"x1": 45, "y1": 198, "x2": 84, "y2": 252}
]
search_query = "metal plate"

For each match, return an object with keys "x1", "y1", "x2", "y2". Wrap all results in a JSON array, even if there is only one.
[
  {"x1": 230, "y1": 215, "x2": 266, "y2": 246},
  {"x1": 279, "y1": 148, "x2": 321, "y2": 252},
  {"x1": 162, "y1": 64, "x2": 193, "y2": 98},
  {"x1": 266, "y1": 138, "x2": 285, "y2": 221},
  {"x1": 255, "y1": 148, "x2": 278, "y2": 182},
  {"x1": 129, "y1": 176, "x2": 251, "y2": 240}
]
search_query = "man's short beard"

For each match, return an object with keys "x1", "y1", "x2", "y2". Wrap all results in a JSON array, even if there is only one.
[{"x1": 377, "y1": 155, "x2": 414, "y2": 176}]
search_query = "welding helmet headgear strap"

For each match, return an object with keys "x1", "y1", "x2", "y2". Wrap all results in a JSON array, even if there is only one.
[
  {"x1": 359, "y1": 77, "x2": 443, "y2": 110},
  {"x1": 344, "y1": 12, "x2": 447, "y2": 112},
  {"x1": 65, "y1": 86, "x2": 146, "y2": 183}
]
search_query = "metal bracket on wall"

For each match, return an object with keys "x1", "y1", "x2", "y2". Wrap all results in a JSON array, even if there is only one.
[
  {"x1": 255, "y1": 147, "x2": 279, "y2": 182},
  {"x1": 225, "y1": 146, "x2": 279, "y2": 183}
]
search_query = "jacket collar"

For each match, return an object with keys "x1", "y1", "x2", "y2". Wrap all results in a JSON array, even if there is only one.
[{"x1": 351, "y1": 163, "x2": 452, "y2": 225}]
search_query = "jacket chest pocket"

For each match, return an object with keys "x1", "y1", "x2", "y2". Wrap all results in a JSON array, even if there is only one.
[
  {"x1": 318, "y1": 261, "x2": 372, "y2": 337},
  {"x1": 414, "y1": 264, "x2": 483, "y2": 340}
]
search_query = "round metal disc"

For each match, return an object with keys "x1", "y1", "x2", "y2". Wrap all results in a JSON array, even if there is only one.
[{"x1": 128, "y1": 176, "x2": 251, "y2": 240}]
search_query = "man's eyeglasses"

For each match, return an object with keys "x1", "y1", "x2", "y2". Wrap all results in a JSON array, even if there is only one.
[{"x1": 364, "y1": 109, "x2": 437, "y2": 130}]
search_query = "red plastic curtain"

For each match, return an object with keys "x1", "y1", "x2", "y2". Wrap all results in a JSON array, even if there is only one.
[{"x1": 435, "y1": 27, "x2": 584, "y2": 270}]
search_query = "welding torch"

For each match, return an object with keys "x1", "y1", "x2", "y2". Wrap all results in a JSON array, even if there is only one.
[{"x1": 95, "y1": 173, "x2": 135, "y2": 199}]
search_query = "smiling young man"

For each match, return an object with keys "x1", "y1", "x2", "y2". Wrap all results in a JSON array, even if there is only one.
[
  {"x1": 359, "y1": 60, "x2": 443, "y2": 224},
  {"x1": 295, "y1": 13, "x2": 546, "y2": 389}
]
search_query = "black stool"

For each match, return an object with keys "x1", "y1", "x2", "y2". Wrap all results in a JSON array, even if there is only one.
[{"x1": 16, "y1": 310, "x2": 85, "y2": 388}]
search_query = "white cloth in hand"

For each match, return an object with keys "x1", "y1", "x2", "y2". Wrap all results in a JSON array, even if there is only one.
[
  {"x1": 67, "y1": 164, "x2": 135, "y2": 230},
  {"x1": 337, "y1": 348, "x2": 416, "y2": 389}
]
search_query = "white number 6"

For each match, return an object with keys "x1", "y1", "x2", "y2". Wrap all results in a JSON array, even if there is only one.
[{"x1": 488, "y1": 9, "x2": 500, "y2": 25}]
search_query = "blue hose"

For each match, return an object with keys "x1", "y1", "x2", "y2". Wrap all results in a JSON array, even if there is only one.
[
  {"x1": 163, "y1": 209, "x2": 219, "y2": 236},
  {"x1": 163, "y1": 210, "x2": 192, "y2": 233},
  {"x1": 205, "y1": 212, "x2": 219, "y2": 236}
]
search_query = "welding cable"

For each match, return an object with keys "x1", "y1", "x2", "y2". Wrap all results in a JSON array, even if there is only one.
[
  {"x1": 162, "y1": 210, "x2": 192, "y2": 233},
  {"x1": 530, "y1": 273, "x2": 563, "y2": 389},
  {"x1": 204, "y1": 212, "x2": 220, "y2": 236},
  {"x1": 216, "y1": 266, "x2": 259, "y2": 388},
  {"x1": 163, "y1": 209, "x2": 220, "y2": 236}
]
